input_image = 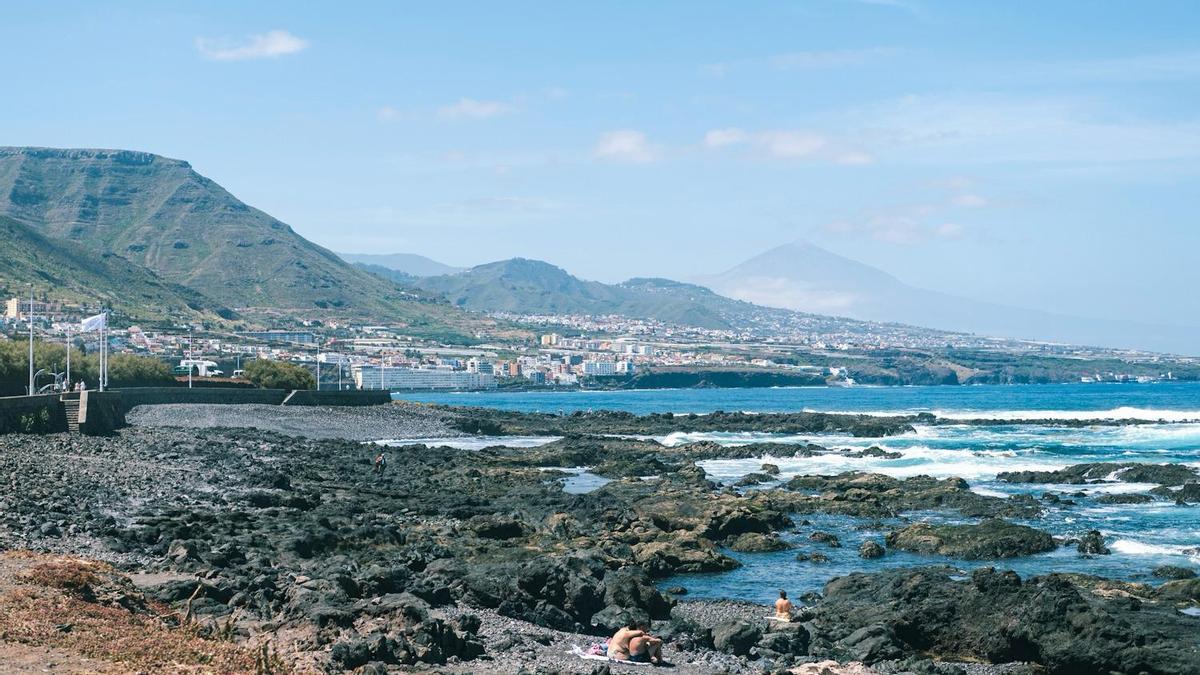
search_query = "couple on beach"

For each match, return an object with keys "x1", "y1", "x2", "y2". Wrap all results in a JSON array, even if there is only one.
[{"x1": 608, "y1": 620, "x2": 666, "y2": 665}]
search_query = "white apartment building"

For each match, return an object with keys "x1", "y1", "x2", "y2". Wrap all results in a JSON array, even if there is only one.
[
  {"x1": 582, "y1": 360, "x2": 620, "y2": 376},
  {"x1": 353, "y1": 365, "x2": 497, "y2": 390}
]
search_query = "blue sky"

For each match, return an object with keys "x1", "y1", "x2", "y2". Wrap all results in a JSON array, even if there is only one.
[{"x1": 2, "y1": 0, "x2": 1198, "y2": 326}]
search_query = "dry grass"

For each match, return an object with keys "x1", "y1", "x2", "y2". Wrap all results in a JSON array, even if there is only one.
[{"x1": 0, "y1": 552, "x2": 288, "y2": 674}]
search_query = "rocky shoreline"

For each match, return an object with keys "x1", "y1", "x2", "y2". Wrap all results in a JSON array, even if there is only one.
[{"x1": 1, "y1": 403, "x2": 1197, "y2": 673}]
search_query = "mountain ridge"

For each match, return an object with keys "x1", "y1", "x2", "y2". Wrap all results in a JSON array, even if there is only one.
[
  {"x1": 414, "y1": 257, "x2": 825, "y2": 331},
  {"x1": 339, "y1": 252, "x2": 463, "y2": 277},
  {"x1": 0, "y1": 147, "x2": 451, "y2": 325},
  {"x1": 699, "y1": 240, "x2": 1197, "y2": 354},
  {"x1": 0, "y1": 214, "x2": 227, "y2": 324}
]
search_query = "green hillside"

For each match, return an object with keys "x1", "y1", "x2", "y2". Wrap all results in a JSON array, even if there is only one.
[
  {"x1": 0, "y1": 147, "x2": 464, "y2": 329},
  {"x1": 0, "y1": 215, "x2": 227, "y2": 325},
  {"x1": 413, "y1": 258, "x2": 795, "y2": 330}
]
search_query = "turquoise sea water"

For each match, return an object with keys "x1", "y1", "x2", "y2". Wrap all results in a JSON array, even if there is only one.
[{"x1": 394, "y1": 383, "x2": 1200, "y2": 603}]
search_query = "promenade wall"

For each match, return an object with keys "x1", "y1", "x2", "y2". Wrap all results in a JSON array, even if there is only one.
[
  {"x1": 0, "y1": 387, "x2": 391, "y2": 436},
  {"x1": 117, "y1": 387, "x2": 289, "y2": 409},
  {"x1": 0, "y1": 394, "x2": 69, "y2": 434},
  {"x1": 281, "y1": 390, "x2": 392, "y2": 406}
]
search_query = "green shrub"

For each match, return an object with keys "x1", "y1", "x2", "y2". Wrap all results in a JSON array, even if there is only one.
[{"x1": 242, "y1": 359, "x2": 315, "y2": 390}]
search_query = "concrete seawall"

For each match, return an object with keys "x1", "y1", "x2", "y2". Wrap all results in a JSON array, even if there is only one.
[
  {"x1": 0, "y1": 388, "x2": 391, "y2": 436},
  {"x1": 0, "y1": 394, "x2": 69, "y2": 434}
]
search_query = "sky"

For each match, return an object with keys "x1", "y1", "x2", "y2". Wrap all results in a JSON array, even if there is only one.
[{"x1": 2, "y1": 1, "x2": 1199, "y2": 327}]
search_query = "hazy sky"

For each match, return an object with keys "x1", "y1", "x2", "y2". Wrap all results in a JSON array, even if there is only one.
[{"x1": 3, "y1": 1, "x2": 1198, "y2": 326}]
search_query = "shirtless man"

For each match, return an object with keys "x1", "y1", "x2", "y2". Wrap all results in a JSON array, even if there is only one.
[
  {"x1": 774, "y1": 589, "x2": 794, "y2": 621},
  {"x1": 608, "y1": 621, "x2": 664, "y2": 664}
]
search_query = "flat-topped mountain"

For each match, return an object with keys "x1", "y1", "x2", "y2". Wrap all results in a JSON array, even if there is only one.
[
  {"x1": 0, "y1": 214, "x2": 225, "y2": 324},
  {"x1": 0, "y1": 147, "x2": 441, "y2": 323}
]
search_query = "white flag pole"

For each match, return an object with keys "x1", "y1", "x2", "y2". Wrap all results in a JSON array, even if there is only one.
[
  {"x1": 28, "y1": 284, "x2": 34, "y2": 395},
  {"x1": 66, "y1": 325, "x2": 71, "y2": 391},
  {"x1": 99, "y1": 311, "x2": 107, "y2": 392}
]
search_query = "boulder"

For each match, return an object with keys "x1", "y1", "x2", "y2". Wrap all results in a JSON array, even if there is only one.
[
  {"x1": 711, "y1": 619, "x2": 762, "y2": 656},
  {"x1": 885, "y1": 519, "x2": 1056, "y2": 560},
  {"x1": 858, "y1": 540, "x2": 885, "y2": 559},
  {"x1": 1152, "y1": 565, "x2": 1197, "y2": 580},
  {"x1": 1096, "y1": 493, "x2": 1154, "y2": 505},
  {"x1": 466, "y1": 514, "x2": 527, "y2": 540},
  {"x1": 726, "y1": 532, "x2": 792, "y2": 552},
  {"x1": 757, "y1": 621, "x2": 810, "y2": 657},
  {"x1": 998, "y1": 462, "x2": 1199, "y2": 487},
  {"x1": 814, "y1": 566, "x2": 1200, "y2": 672},
  {"x1": 602, "y1": 566, "x2": 673, "y2": 619},
  {"x1": 837, "y1": 624, "x2": 904, "y2": 662},
  {"x1": 1076, "y1": 530, "x2": 1110, "y2": 556},
  {"x1": 809, "y1": 531, "x2": 842, "y2": 548},
  {"x1": 589, "y1": 605, "x2": 648, "y2": 634}
]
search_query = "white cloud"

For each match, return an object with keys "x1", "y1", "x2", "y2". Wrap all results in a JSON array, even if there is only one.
[
  {"x1": 849, "y1": 94, "x2": 1200, "y2": 164},
  {"x1": 758, "y1": 131, "x2": 827, "y2": 158},
  {"x1": 769, "y1": 47, "x2": 898, "y2": 70},
  {"x1": 705, "y1": 46, "x2": 898, "y2": 76},
  {"x1": 195, "y1": 30, "x2": 308, "y2": 62},
  {"x1": 438, "y1": 98, "x2": 513, "y2": 120},
  {"x1": 377, "y1": 106, "x2": 403, "y2": 122},
  {"x1": 835, "y1": 151, "x2": 875, "y2": 165},
  {"x1": 952, "y1": 193, "x2": 988, "y2": 208},
  {"x1": 704, "y1": 128, "x2": 748, "y2": 147},
  {"x1": 595, "y1": 130, "x2": 659, "y2": 163},
  {"x1": 704, "y1": 128, "x2": 872, "y2": 164},
  {"x1": 936, "y1": 222, "x2": 965, "y2": 238}
]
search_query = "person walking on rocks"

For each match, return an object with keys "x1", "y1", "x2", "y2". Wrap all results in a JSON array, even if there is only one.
[{"x1": 373, "y1": 451, "x2": 386, "y2": 475}]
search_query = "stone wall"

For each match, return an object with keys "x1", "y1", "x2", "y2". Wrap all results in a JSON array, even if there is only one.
[
  {"x1": 116, "y1": 387, "x2": 290, "y2": 409},
  {"x1": 282, "y1": 390, "x2": 392, "y2": 406},
  {"x1": 77, "y1": 391, "x2": 127, "y2": 436},
  {"x1": 0, "y1": 394, "x2": 68, "y2": 434},
  {"x1": 0, "y1": 387, "x2": 393, "y2": 436}
]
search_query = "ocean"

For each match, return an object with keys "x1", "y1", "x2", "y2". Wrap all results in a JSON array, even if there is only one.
[{"x1": 393, "y1": 382, "x2": 1200, "y2": 603}]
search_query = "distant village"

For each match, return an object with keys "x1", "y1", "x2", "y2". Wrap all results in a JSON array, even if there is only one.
[{"x1": 2, "y1": 296, "x2": 1189, "y2": 391}]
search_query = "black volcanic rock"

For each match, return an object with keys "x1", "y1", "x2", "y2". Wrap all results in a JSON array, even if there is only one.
[
  {"x1": 810, "y1": 567, "x2": 1200, "y2": 673},
  {"x1": 885, "y1": 520, "x2": 1056, "y2": 560},
  {"x1": 998, "y1": 462, "x2": 1199, "y2": 487}
]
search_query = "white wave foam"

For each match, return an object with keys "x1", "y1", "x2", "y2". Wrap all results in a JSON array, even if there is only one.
[
  {"x1": 931, "y1": 407, "x2": 1200, "y2": 423},
  {"x1": 699, "y1": 444, "x2": 1066, "y2": 482},
  {"x1": 376, "y1": 436, "x2": 559, "y2": 450},
  {"x1": 1110, "y1": 539, "x2": 1189, "y2": 557}
]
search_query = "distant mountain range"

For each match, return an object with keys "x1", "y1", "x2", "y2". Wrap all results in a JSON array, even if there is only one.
[
  {"x1": 410, "y1": 258, "x2": 797, "y2": 331},
  {"x1": 699, "y1": 241, "x2": 1196, "y2": 354},
  {"x1": 339, "y1": 252, "x2": 463, "y2": 277},
  {"x1": 0, "y1": 147, "x2": 471, "y2": 333},
  {"x1": 0, "y1": 146, "x2": 1189, "y2": 354}
]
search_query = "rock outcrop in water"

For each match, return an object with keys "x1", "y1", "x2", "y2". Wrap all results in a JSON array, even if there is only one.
[
  {"x1": 997, "y1": 462, "x2": 1199, "y2": 486},
  {"x1": 808, "y1": 566, "x2": 1200, "y2": 674},
  {"x1": 885, "y1": 520, "x2": 1057, "y2": 560}
]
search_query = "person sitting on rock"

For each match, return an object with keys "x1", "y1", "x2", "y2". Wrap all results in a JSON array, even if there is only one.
[
  {"x1": 774, "y1": 589, "x2": 794, "y2": 621},
  {"x1": 608, "y1": 621, "x2": 663, "y2": 664}
]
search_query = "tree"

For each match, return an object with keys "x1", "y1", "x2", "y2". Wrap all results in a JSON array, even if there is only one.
[
  {"x1": 0, "y1": 339, "x2": 96, "y2": 395},
  {"x1": 103, "y1": 354, "x2": 174, "y2": 387},
  {"x1": 242, "y1": 359, "x2": 315, "y2": 390}
]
